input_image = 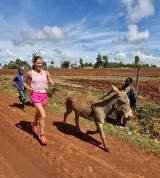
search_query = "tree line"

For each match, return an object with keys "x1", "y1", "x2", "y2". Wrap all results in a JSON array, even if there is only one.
[{"x1": 0, "y1": 53, "x2": 157, "y2": 69}]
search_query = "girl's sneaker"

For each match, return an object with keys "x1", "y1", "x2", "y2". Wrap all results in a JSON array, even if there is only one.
[
  {"x1": 31, "y1": 123, "x2": 38, "y2": 134},
  {"x1": 39, "y1": 134, "x2": 48, "y2": 145}
]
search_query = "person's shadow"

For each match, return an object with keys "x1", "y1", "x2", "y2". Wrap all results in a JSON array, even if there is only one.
[
  {"x1": 10, "y1": 101, "x2": 34, "y2": 111},
  {"x1": 15, "y1": 120, "x2": 45, "y2": 146},
  {"x1": 53, "y1": 121, "x2": 106, "y2": 151},
  {"x1": 10, "y1": 103, "x2": 23, "y2": 110}
]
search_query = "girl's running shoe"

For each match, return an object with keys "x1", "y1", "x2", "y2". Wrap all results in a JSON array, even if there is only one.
[
  {"x1": 31, "y1": 123, "x2": 38, "y2": 134},
  {"x1": 39, "y1": 134, "x2": 48, "y2": 145}
]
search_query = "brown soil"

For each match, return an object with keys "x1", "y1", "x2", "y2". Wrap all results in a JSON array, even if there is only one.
[
  {"x1": 65, "y1": 78, "x2": 160, "y2": 105},
  {"x1": 1, "y1": 67, "x2": 160, "y2": 78},
  {"x1": 0, "y1": 91, "x2": 160, "y2": 178},
  {"x1": 0, "y1": 68, "x2": 160, "y2": 178}
]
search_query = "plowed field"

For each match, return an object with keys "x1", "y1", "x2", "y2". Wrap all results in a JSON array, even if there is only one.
[{"x1": 0, "y1": 68, "x2": 160, "y2": 178}]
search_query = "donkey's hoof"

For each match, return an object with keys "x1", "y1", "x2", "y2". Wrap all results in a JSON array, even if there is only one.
[
  {"x1": 104, "y1": 147, "x2": 110, "y2": 152},
  {"x1": 86, "y1": 130, "x2": 92, "y2": 134}
]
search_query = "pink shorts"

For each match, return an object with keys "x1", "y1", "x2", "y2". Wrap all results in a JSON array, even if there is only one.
[{"x1": 30, "y1": 92, "x2": 48, "y2": 106}]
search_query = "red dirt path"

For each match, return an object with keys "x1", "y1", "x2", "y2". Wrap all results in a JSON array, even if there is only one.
[{"x1": 0, "y1": 91, "x2": 160, "y2": 178}]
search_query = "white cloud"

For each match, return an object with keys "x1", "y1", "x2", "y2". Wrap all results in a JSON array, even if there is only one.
[
  {"x1": 110, "y1": 51, "x2": 127, "y2": 62},
  {"x1": 110, "y1": 50, "x2": 120, "y2": 55},
  {"x1": 20, "y1": 26, "x2": 66, "y2": 45},
  {"x1": 5, "y1": 49, "x2": 15, "y2": 59},
  {"x1": 110, "y1": 49, "x2": 160, "y2": 66},
  {"x1": 36, "y1": 49, "x2": 48, "y2": 58},
  {"x1": 121, "y1": 0, "x2": 154, "y2": 23},
  {"x1": 53, "y1": 49, "x2": 62, "y2": 56},
  {"x1": 130, "y1": 50, "x2": 160, "y2": 66},
  {"x1": 138, "y1": 47, "x2": 150, "y2": 56},
  {"x1": 0, "y1": 1, "x2": 159, "y2": 67},
  {"x1": 11, "y1": 40, "x2": 24, "y2": 47},
  {"x1": 123, "y1": 24, "x2": 149, "y2": 43},
  {"x1": 112, "y1": 37, "x2": 123, "y2": 44}
]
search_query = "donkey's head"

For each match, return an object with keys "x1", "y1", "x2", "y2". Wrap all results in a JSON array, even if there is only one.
[{"x1": 112, "y1": 85, "x2": 133, "y2": 119}]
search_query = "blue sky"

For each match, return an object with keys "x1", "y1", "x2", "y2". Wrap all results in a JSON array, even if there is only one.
[{"x1": 0, "y1": 0, "x2": 160, "y2": 67}]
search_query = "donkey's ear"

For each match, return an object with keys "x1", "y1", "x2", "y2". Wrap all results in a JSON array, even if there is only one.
[{"x1": 111, "y1": 85, "x2": 121, "y2": 94}]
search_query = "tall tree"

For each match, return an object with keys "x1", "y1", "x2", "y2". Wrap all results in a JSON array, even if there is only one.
[
  {"x1": 51, "y1": 60, "x2": 54, "y2": 68},
  {"x1": 95, "y1": 53, "x2": 103, "y2": 68},
  {"x1": 15, "y1": 59, "x2": 21, "y2": 66},
  {"x1": 102, "y1": 55, "x2": 109, "y2": 68},
  {"x1": 43, "y1": 61, "x2": 47, "y2": 69},
  {"x1": 135, "y1": 56, "x2": 140, "y2": 66},
  {"x1": 32, "y1": 53, "x2": 37, "y2": 63},
  {"x1": 79, "y1": 58, "x2": 84, "y2": 68}
]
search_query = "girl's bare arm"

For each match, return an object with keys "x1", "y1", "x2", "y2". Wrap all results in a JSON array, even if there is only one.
[
  {"x1": 23, "y1": 71, "x2": 33, "y2": 91},
  {"x1": 46, "y1": 71, "x2": 54, "y2": 86}
]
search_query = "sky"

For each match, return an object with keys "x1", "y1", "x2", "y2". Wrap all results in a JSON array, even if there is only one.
[{"x1": 0, "y1": 0, "x2": 160, "y2": 67}]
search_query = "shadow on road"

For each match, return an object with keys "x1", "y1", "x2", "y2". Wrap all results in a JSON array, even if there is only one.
[
  {"x1": 15, "y1": 120, "x2": 45, "y2": 146},
  {"x1": 53, "y1": 121, "x2": 107, "y2": 151},
  {"x1": 10, "y1": 101, "x2": 34, "y2": 111}
]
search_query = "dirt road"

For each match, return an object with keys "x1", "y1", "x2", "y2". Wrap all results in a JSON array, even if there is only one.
[{"x1": 0, "y1": 91, "x2": 160, "y2": 178}]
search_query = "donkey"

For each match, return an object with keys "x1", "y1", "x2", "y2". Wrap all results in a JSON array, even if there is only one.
[{"x1": 63, "y1": 85, "x2": 133, "y2": 152}]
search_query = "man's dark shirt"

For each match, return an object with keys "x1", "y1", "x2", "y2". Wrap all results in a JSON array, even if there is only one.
[{"x1": 121, "y1": 85, "x2": 137, "y2": 108}]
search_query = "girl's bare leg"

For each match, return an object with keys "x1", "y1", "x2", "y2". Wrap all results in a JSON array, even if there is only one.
[
  {"x1": 34, "y1": 103, "x2": 46, "y2": 135},
  {"x1": 34, "y1": 109, "x2": 41, "y2": 125}
]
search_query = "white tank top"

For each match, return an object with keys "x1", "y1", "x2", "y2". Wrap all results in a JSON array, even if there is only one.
[{"x1": 31, "y1": 70, "x2": 48, "y2": 93}]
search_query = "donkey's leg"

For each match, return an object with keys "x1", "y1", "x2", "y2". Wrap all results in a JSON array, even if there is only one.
[
  {"x1": 86, "y1": 118, "x2": 99, "y2": 134},
  {"x1": 116, "y1": 113, "x2": 122, "y2": 126},
  {"x1": 121, "y1": 117, "x2": 128, "y2": 127},
  {"x1": 75, "y1": 113, "x2": 81, "y2": 133},
  {"x1": 95, "y1": 121, "x2": 109, "y2": 152},
  {"x1": 86, "y1": 127, "x2": 98, "y2": 134},
  {"x1": 63, "y1": 108, "x2": 72, "y2": 124}
]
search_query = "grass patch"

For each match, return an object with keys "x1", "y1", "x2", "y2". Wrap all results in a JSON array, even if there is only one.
[
  {"x1": 0, "y1": 75, "x2": 18, "y2": 96},
  {"x1": 0, "y1": 75, "x2": 160, "y2": 153},
  {"x1": 103, "y1": 124, "x2": 160, "y2": 152}
]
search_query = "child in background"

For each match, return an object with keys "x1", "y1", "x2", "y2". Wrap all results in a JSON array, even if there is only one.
[{"x1": 12, "y1": 67, "x2": 27, "y2": 111}]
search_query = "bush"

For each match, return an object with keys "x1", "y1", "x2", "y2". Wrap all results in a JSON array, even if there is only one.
[{"x1": 61, "y1": 60, "x2": 70, "y2": 68}]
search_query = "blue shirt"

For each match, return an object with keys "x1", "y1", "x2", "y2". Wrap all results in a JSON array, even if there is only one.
[{"x1": 12, "y1": 74, "x2": 25, "y2": 91}]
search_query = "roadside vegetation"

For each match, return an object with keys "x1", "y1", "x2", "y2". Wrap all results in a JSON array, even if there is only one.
[{"x1": 0, "y1": 75, "x2": 160, "y2": 153}]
